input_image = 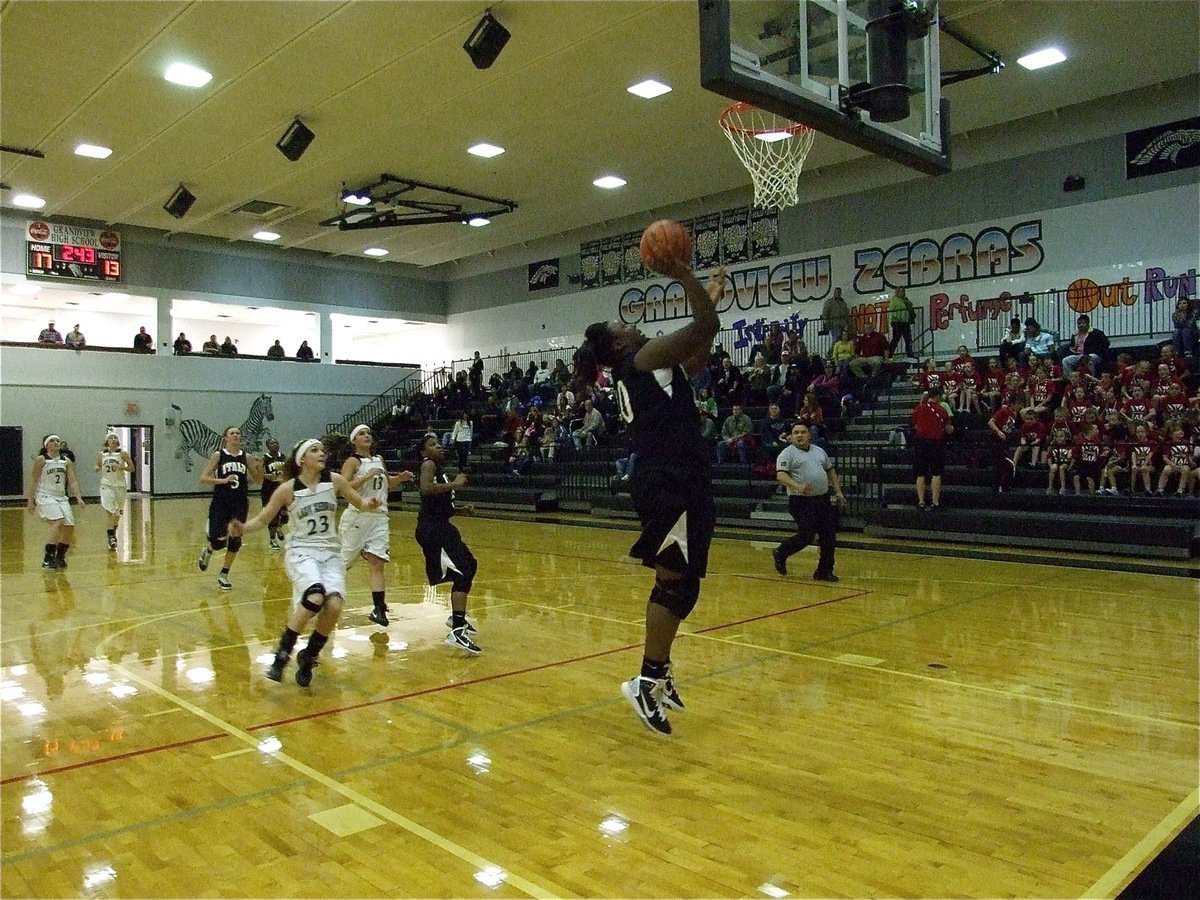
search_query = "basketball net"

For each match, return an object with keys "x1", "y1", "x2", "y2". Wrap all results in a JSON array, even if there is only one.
[{"x1": 719, "y1": 102, "x2": 815, "y2": 210}]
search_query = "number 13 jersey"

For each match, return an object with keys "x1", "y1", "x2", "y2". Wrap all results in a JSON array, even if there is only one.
[{"x1": 287, "y1": 474, "x2": 340, "y2": 552}]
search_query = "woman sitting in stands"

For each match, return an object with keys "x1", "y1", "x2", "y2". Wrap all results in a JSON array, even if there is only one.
[
  {"x1": 795, "y1": 390, "x2": 824, "y2": 442},
  {"x1": 810, "y1": 361, "x2": 840, "y2": 402}
]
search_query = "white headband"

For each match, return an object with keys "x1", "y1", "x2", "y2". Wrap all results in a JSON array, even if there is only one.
[
  {"x1": 349, "y1": 424, "x2": 370, "y2": 443},
  {"x1": 43, "y1": 434, "x2": 61, "y2": 448},
  {"x1": 295, "y1": 439, "x2": 322, "y2": 462}
]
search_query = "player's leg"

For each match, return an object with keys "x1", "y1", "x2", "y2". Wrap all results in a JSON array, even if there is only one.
[
  {"x1": 267, "y1": 554, "x2": 323, "y2": 681},
  {"x1": 775, "y1": 495, "x2": 816, "y2": 574}
]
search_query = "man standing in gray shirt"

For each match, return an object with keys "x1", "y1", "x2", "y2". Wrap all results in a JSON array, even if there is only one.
[{"x1": 772, "y1": 424, "x2": 846, "y2": 581}]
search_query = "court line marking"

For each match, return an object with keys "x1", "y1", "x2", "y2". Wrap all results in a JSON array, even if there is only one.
[
  {"x1": 97, "y1": 657, "x2": 566, "y2": 900},
  {"x1": 210, "y1": 746, "x2": 255, "y2": 760},
  {"x1": 689, "y1": 631, "x2": 1199, "y2": 730},
  {"x1": 1080, "y1": 788, "x2": 1199, "y2": 899}
]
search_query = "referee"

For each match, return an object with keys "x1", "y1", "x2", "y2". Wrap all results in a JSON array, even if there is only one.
[{"x1": 772, "y1": 424, "x2": 845, "y2": 582}]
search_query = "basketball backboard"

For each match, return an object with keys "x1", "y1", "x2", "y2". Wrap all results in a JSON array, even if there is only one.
[{"x1": 700, "y1": 0, "x2": 950, "y2": 174}]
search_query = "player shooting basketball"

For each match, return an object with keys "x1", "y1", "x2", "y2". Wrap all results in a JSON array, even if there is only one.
[{"x1": 574, "y1": 220, "x2": 725, "y2": 736}]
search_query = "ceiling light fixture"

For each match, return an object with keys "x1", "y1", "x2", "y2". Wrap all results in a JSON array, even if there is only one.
[
  {"x1": 466, "y1": 217, "x2": 490, "y2": 227},
  {"x1": 74, "y1": 143, "x2": 113, "y2": 159},
  {"x1": 593, "y1": 176, "x2": 627, "y2": 189},
  {"x1": 627, "y1": 79, "x2": 672, "y2": 99},
  {"x1": 1017, "y1": 47, "x2": 1066, "y2": 70},
  {"x1": 363, "y1": 247, "x2": 388, "y2": 257},
  {"x1": 468, "y1": 143, "x2": 505, "y2": 158},
  {"x1": 253, "y1": 231, "x2": 280, "y2": 241},
  {"x1": 163, "y1": 62, "x2": 212, "y2": 88},
  {"x1": 342, "y1": 192, "x2": 372, "y2": 206},
  {"x1": 11, "y1": 193, "x2": 46, "y2": 209}
]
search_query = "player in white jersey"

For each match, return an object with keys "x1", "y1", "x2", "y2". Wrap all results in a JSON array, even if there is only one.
[
  {"x1": 26, "y1": 434, "x2": 85, "y2": 570},
  {"x1": 229, "y1": 438, "x2": 379, "y2": 687},
  {"x1": 338, "y1": 424, "x2": 414, "y2": 626},
  {"x1": 95, "y1": 433, "x2": 134, "y2": 550}
]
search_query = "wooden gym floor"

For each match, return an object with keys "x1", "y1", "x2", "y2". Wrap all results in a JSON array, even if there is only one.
[{"x1": 1, "y1": 498, "x2": 1196, "y2": 899}]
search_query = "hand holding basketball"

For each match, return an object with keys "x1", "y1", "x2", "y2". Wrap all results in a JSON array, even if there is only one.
[{"x1": 639, "y1": 220, "x2": 693, "y2": 275}]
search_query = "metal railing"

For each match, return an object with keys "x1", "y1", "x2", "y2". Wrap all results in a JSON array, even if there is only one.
[
  {"x1": 443, "y1": 347, "x2": 579, "y2": 389},
  {"x1": 975, "y1": 279, "x2": 1184, "y2": 349},
  {"x1": 714, "y1": 307, "x2": 927, "y2": 368},
  {"x1": 325, "y1": 368, "x2": 425, "y2": 435}
]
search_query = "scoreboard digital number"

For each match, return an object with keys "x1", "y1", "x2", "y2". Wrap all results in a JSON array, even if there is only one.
[{"x1": 26, "y1": 220, "x2": 122, "y2": 283}]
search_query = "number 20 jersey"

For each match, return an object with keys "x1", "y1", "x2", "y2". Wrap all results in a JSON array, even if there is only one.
[
  {"x1": 287, "y1": 475, "x2": 340, "y2": 552},
  {"x1": 612, "y1": 353, "x2": 709, "y2": 473}
]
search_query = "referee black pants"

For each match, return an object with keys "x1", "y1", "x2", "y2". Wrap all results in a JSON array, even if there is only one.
[{"x1": 778, "y1": 494, "x2": 837, "y2": 575}]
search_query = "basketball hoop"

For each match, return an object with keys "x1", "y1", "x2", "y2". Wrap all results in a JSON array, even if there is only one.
[{"x1": 719, "y1": 102, "x2": 815, "y2": 210}]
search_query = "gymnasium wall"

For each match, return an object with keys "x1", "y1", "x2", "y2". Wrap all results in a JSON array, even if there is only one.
[{"x1": 0, "y1": 348, "x2": 415, "y2": 498}]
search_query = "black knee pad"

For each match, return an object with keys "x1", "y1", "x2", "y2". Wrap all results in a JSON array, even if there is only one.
[
  {"x1": 451, "y1": 554, "x2": 477, "y2": 593},
  {"x1": 227, "y1": 536, "x2": 243, "y2": 553},
  {"x1": 300, "y1": 584, "x2": 326, "y2": 613},
  {"x1": 650, "y1": 575, "x2": 700, "y2": 620}
]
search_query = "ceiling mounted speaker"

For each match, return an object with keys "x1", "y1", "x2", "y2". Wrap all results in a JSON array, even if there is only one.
[
  {"x1": 163, "y1": 184, "x2": 197, "y2": 219},
  {"x1": 464, "y1": 11, "x2": 510, "y2": 69},
  {"x1": 276, "y1": 118, "x2": 315, "y2": 161}
]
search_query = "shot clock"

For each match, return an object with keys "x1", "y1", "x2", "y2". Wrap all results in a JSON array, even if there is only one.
[{"x1": 26, "y1": 220, "x2": 122, "y2": 282}]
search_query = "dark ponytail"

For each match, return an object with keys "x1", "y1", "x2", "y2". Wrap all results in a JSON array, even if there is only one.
[{"x1": 573, "y1": 322, "x2": 617, "y2": 395}]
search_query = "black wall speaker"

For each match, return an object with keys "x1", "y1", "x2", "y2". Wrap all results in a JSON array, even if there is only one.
[
  {"x1": 1063, "y1": 175, "x2": 1086, "y2": 192},
  {"x1": 163, "y1": 184, "x2": 197, "y2": 219},
  {"x1": 276, "y1": 118, "x2": 315, "y2": 161},
  {"x1": 464, "y1": 12, "x2": 510, "y2": 69}
]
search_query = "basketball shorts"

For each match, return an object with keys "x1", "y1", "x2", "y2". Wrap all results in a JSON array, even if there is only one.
[
  {"x1": 627, "y1": 465, "x2": 715, "y2": 579},
  {"x1": 415, "y1": 521, "x2": 476, "y2": 588},
  {"x1": 100, "y1": 483, "x2": 127, "y2": 514},
  {"x1": 284, "y1": 546, "x2": 347, "y2": 609},
  {"x1": 208, "y1": 496, "x2": 249, "y2": 544},
  {"x1": 339, "y1": 508, "x2": 390, "y2": 566},
  {"x1": 36, "y1": 495, "x2": 74, "y2": 525},
  {"x1": 1075, "y1": 461, "x2": 1102, "y2": 482},
  {"x1": 912, "y1": 438, "x2": 946, "y2": 477}
]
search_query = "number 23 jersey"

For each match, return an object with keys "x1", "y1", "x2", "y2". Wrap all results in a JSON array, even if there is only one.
[{"x1": 287, "y1": 475, "x2": 340, "y2": 552}]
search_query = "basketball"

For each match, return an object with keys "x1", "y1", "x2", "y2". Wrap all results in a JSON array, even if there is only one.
[{"x1": 639, "y1": 219, "x2": 693, "y2": 274}]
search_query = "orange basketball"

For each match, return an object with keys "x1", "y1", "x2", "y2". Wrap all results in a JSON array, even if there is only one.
[{"x1": 639, "y1": 219, "x2": 693, "y2": 274}]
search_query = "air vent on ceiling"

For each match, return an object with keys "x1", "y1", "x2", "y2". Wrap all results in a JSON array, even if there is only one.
[{"x1": 231, "y1": 199, "x2": 290, "y2": 218}]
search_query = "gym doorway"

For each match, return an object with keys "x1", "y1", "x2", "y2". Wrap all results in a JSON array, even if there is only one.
[{"x1": 105, "y1": 425, "x2": 154, "y2": 495}]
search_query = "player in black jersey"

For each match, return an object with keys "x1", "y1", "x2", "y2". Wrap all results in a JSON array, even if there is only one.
[
  {"x1": 415, "y1": 434, "x2": 481, "y2": 654},
  {"x1": 197, "y1": 426, "x2": 263, "y2": 590},
  {"x1": 574, "y1": 261, "x2": 725, "y2": 736},
  {"x1": 260, "y1": 437, "x2": 288, "y2": 550}
]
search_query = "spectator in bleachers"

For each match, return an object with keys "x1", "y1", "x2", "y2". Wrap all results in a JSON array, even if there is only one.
[
  {"x1": 541, "y1": 415, "x2": 562, "y2": 460},
  {"x1": 980, "y1": 359, "x2": 1004, "y2": 410},
  {"x1": 1157, "y1": 380, "x2": 1189, "y2": 423},
  {"x1": 1013, "y1": 406, "x2": 1046, "y2": 470},
  {"x1": 1099, "y1": 433, "x2": 1128, "y2": 496},
  {"x1": 775, "y1": 360, "x2": 810, "y2": 416},
  {"x1": 761, "y1": 322, "x2": 784, "y2": 365},
  {"x1": 757, "y1": 403, "x2": 790, "y2": 461},
  {"x1": 133, "y1": 326, "x2": 154, "y2": 353},
  {"x1": 219, "y1": 336, "x2": 238, "y2": 356},
  {"x1": 1072, "y1": 425, "x2": 1105, "y2": 495},
  {"x1": 469, "y1": 352, "x2": 484, "y2": 396},
  {"x1": 1121, "y1": 384, "x2": 1155, "y2": 429},
  {"x1": 1019, "y1": 318, "x2": 1055, "y2": 366},
  {"x1": 267, "y1": 340, "x2": 286, "y2": 359},
  {"x1": 998, "y1": 317, "x2": 1024, "y2": 368},
  {"x1": 698, "y1": 407, "x2": 717, "y2": 446},
  {"x1": 38, "y1": 320, "x2": 63, "y2": 344},
  {"x1": 713, "y1": 356, "x2": 745, "y2": 406},
  {"x1": 716, "y1": 403, "x2": 755, "y2": 464},
  {"x1": 65, "y1": 324, "x2": 85, "y2": 349},
  {"x1": 296, "y1": 340, "x2": 314, "y2": 361},
  {"x1": 524, "y1": 360, "x2": 538, "y2": 384},
  {"x1": 1093, "y1": 372, "x2": 1118, "y2": 409},
  {"x1": 886, "y1": 287, "x2": 916, "y2": 359},
  {"x1": 745, "y1": 353, "x2": 772, "y2": 406},
  {"x1": 810, "y1": 360, "x2": 840, "y2": 403},
  {"x1": 1061, "y1": 314, "x2": 1109, "y2": 376},
  {"x1": 1127, "y1": 423, "x2": 1158, "y2": 495},
  {"x1": 613, "y1": 448, "x2": 638, "y2": 482},
  {"x1": 551, "y1": 358, "x2": 571, "y2": 386},
  {"x1": 987, "y1": 395, "x2": 1021, "y2": 494},
  {"x1": 695, "y1": 386, "x2": 718, "y2": 419},
  {"x1": 202, "y1": 334, "x2": 220, "y2": 354},
  {"x1": 912, "y1": 385, "x2": 952, "y2": 509},
  {"x1": 1170, "y1": 296, "x2": 1198, "y2": 359},
  {"x1": 174, "y1": 332, "x2": 193, "y2": 355},
  {"x1": 1044, "y1": 429, "x2": 1074, "y2": 495},
  {"x1": 1158, "y1": 344, "x2": 1190, "y2": 381},
  {"x1": 830, "y1": 328, "x2": 856, "y2": 380},
  {"x1": 505, "y1": 361, "x2": 522, "y2": 386},
  {"x1": 820, "y1": 287, "x2": 853, "y2": 341},
  {"x1": 488, "y1": 371, "x2": 504, "y2": 393},
  {"x1": 782, "y1": 329, "x2": 803, "y2": 359},
  {"x1": 766, "y1": 349, "x2": 791, "y2": 406},
  {"x1": 848, "y1": 321, "x2": 889, "y2": 381},
  {"x1": 572, "y1": 399, "x2": 603, "y2": 450},
  {"x1": 796, "y1": 390, "x2": 825, "y2": 441},
  {"x1": 451, "y1": 411, "x2": 473, "y2": 470},
  {"x1": 533, "y1": 360, "x2": 552, "y2": 386}
]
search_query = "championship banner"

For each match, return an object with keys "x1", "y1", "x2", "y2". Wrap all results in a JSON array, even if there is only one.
[
  {"x1": 621, "y1": 231, "x2": 645, "y2": 283},
  {"x1": 720, "y1": 206, "x2": 751, "y2": 265},
  {"x1": 579, "y1": 241, "x2": 602, "y2": 290},
  {"x1": 692, "y1": 212, "x2": 722, "y2": 271},
  {"x1": 600, "y1": 236, "x2": 624, "y2": 286},
  {"x1": 749, "y1": 208, "x2": 780, "y2": 260}
]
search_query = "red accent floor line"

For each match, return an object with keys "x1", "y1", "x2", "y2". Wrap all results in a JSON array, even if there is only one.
[{"x1": 1, "y1": 590, "x2": 869, "y2": 786}]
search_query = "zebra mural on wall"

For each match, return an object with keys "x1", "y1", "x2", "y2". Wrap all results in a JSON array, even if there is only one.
[{"x1": 170, "y1": 394, "x2": 274, "y2": 471}]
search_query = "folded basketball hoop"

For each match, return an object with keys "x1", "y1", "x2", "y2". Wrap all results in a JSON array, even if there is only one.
[{"x1": 719, "y1": 102, "x2": 815, "y2": 210}]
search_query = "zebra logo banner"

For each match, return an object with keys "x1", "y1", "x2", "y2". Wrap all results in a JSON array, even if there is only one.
[
  {"x1": 171, "y1": 394, "x2": 274, "y2": 471},
  {"x1": 527, "y1": 258, "x2": 560, "y2": 291}
]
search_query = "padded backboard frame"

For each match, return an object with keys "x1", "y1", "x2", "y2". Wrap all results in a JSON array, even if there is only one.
[{"x1": 700, "y1": 0, "x2": 950, "y2": 175}]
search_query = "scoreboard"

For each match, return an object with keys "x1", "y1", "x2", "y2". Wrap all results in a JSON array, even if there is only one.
[{"x1": 26, "y1": 220, "x2": 122, "y2": 282}]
